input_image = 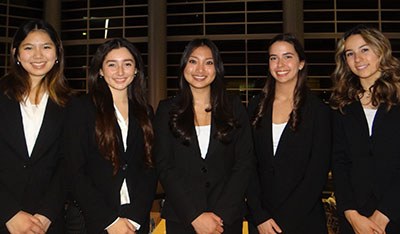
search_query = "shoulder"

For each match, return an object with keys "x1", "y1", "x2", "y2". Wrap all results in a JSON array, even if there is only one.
[
  {"x1": 305, "y1": 91, "x2": 330, "y2": 113},
  {"x1": 248, "y1": 93, "x2": 263, "y2": 115},
  {"x1": 155, "y1": 95, "x2": 179, "y2": 115}
]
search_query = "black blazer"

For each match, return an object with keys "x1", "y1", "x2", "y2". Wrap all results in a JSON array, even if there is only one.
[
  {"x1": 332, "y1": 102, "x2": 400, "y2": 232},
  {"x1": 64, "y1": 95, "x2": 157, "y2": 234},
  {"x1": 0, "y1": 93, "x2": 66, "y2": 233},
  {"x1": 246, "y1": 91, "x2": 331, "y2": 234},
  {"x1": 153, "y1": 95, "x2": 255, "y2": 228}
]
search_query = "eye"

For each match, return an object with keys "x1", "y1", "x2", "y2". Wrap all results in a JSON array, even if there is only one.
[
  {"x1": 269, "y1": 56, "x2": 277, "y2": 61},
  {"x1": 188, "y1": 59, "x2": 196, "y2": 64},
  {"x1": 124, "y1": 62, "x2": 133, "y2": 67},
  {"x1": 284, "y1": 54, "x2": 293, "y2": 59},
  {"x1": 44, "y1": 45, "x2": 53, "y2": 49},
  {"x1": 107, "y1": 63, "x2": 116, "y2": 67},
  {"x1": 23, "y1": 46, "x2": 32, "y2": 50},
  {"x1": 345, "y1": 51, "x2": 354, "y2": 58},
  {"x1": 361, "y1": 47, "x2": 369, "y2": 53},
  {"x1": 206, "y1": 60, "x2": 214, "y2": 65}
]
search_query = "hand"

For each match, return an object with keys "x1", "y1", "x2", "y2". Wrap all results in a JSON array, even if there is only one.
[
  {"x1": 106, "y1": 218, "x2": 136, "y2": 234},
  {"x1": 369, "y1": 210, "x2": 389, "y2": 233},
  {"x1": 34, "y1": 214, "x2": 51, "y2": 232},
  {"x1": 6, "y1": 211, "x2": 45, "y2": 234},
  {"x1": 257, "y1": 218, "x2": 282, "y2": 234},
  {"x1": 191, "y1": 212, "x2": 224, "y2": 234},
  {"x1": 345, "y1": 210, "x2": 384, "y2": 234}
]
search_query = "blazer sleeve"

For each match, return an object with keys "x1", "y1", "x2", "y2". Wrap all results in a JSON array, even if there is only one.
[
  {"x1": 213, "y1": 96, "x2": 256, "y2": 224},
  {"x1": 153, "y1": 99, "x2": 204, "y2": 226},
  {"x1": 331, "y1": 110, "x2": 357, "y2": 214},
  {"x1": 245, "y1": 95, "x2": 273, "y2": 225},
  {"x1": 36, "y1": 150, "x2": 66, "y2": 223},
  {"x1": 64, "y1": 98, "x2": 118, "y2": 232},
  {"x1": 121, "y1": 113, "x2": 157, "y2": 227},
  {"x1": 274, "y1": 101, "x2": 331, "y2": 231}
]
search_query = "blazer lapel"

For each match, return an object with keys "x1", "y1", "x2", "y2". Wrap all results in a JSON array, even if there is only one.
[
  {"x1": 347, "y1": 102, "x2": 370, "y2": 139},
  {"x1": 30, "y1": 100, "x2": 63, "y2": 160}
]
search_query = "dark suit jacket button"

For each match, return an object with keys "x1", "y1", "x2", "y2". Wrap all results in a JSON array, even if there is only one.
[
  {"x1": 23, "y1": 165, "x2": 27, "y2": 168},
  {"x1": 122, "y1": 164, "x2": 128, "y2": 170},
  {"x1": 205, "y1": 182, "x2": 210, "y2": 188},
  {"x1": 201, "y1": 166, "x2": 207, "y2": 173}
]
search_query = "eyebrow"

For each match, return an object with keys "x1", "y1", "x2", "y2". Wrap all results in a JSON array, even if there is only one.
[
  {"x1": 105, "y1": 59, "x2": 135, "y2": 63},
  {"x1": 269, "y1": 52, "x2": 295, "y2": 57},
  {"x1": 344, "y1": 43, "x2": 368, "y2": 53},
  {"x1": 20, "y1": 42, "x2": 54, "y2": 47},
  {"x1": 189, "y1": 55, "x2": 214, "y2": 60}
]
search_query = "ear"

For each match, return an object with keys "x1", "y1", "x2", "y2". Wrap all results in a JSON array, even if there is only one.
[
  {"x1": 99, "y1": 69, "x2": 104, "y2": 76},
  {"x1": 12, "y1": 48, "x2": 19, "y2": 61},
  {"x1": 299, "y1": 60, "x2": 305, "y2": 70}
]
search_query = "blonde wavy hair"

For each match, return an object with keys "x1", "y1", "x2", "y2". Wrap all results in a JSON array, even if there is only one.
[{"x1": 330, "y1": 24, "x2": 400, "y2": 112}]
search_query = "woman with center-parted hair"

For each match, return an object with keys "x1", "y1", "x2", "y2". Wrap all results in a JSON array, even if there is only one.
[
  {"x1": 153, "y1": 38, "x2": 255, "y2": 234},
  {"x1": 246, "y1": 33, "x2": 331, "y2": 234},
  {"x1": 0, "y1": 19, "x2": 71, "y2": 233},
  {"x1": 64, "y1": 38, "x2": 157, "y2": 234}
]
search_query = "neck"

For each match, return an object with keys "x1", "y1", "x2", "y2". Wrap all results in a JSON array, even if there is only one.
[
  {"x1": 191, "y1": 88, "x2": 211, "y2": 108},
  {"x1": 275, "y1": 82, "x2": 295, "y2": 101},
  {"x1": 111, "y1": 89, "x2": 129, "y2": 105}
]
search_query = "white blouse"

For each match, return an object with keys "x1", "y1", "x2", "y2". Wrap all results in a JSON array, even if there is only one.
[
  {"x1": 363, "y1": 108, "x2": 377, "y2": 136},
  {"x1": 195, "y1": 125, "x2": 211, "y2": 159},
  {"x1": 272, "y1": 122, "x2": 287, "y2": 156},
  {"x1": 20, "y1": 93, "x2": 49, "y2": 156}
]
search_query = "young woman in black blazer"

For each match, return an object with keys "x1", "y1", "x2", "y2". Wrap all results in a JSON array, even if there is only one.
[
  {"x1": 246, "y1": 33, "x2": 331, "y2": 234},
  {"x1": 0, "y1": 20, "x2": 71, "y2": 233},
  {"x1": 330, "y1": 25, "x2": 400, "y2": 234},
  {"x1": 154, "y1": 38, "x2": 255, "y2": 234},
  {"x1": 64, "y1": 38, "x2": 156, "y2": 234}
]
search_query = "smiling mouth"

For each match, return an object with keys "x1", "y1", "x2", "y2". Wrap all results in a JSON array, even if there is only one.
[
  {"x1": 276, "y1": 71, "x2": 289, "y2": 75},
  {"x1": 31, "y1": 62, "x2": 46, "y2": 69},
  {"x1": 356, "y1": 64, "x2": 368, "y2": 70}
]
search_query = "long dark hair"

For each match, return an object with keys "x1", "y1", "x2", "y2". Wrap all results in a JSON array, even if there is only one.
[
  {"x1": 0, "y1": 19, "x2": 70, "y2": 106},
  {"x1": 170, "y1": 38, "x2": 238, "y2": 144},
  {"x1": 88, "y1": 38, "x2": 153, "y2": 174},
  {"x1": 330, "y1": 24, "x2": 400, "y2": 112},
  {"x1": 251, "y1": 33, "x2": 308, "y2": 131}
]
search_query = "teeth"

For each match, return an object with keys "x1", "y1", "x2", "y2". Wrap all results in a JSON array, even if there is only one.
[
  {"x1": 277, "y1": 71, "x2": 289, "y2": 75},
  {"x1": 356, "y1": 65, "x2": 367, "y2": 70}
]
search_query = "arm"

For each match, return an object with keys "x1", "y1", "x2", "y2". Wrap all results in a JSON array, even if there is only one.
[
  {"x1": 153, "y1": 100, "x2": 203, "y2": 226},
  {"x1": 274, "y1": 102, "x2": 331, "y2": 231},
  {"x1": 331, "y1": 110, "x2": 358, "y2": 214},
  {"x1": 213, "y1": 97, "x2": 256, "y2": 224},
  {"x1": 64, "y1": 98, "x2": 118, "y2": 232}
]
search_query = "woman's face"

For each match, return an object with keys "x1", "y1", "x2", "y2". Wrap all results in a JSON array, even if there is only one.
[
  {"x1": 100, "y1": 47, "x2": 136, "y2": 95},
  {"x1": 17, "y1": 30, "x2": 57, "y2": 84},
  {"x1": 183, "y1": 46, "x2": 216, "y2": 92},
  {"x1": 344, "y1": 34, "x2": 381, "y2": 86},
  {"x1": 268, "y1": 41, "x2": 304, "y2": 86}
]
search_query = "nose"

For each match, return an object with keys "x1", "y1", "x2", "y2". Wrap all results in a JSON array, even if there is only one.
[
  {"x1": 277, "y1": 58, "x2": 284, "y2": 67},
  {"x1": 354, "y1": 53, "x2": 361, "y2": 63},
  {"x1": 33, "y1": 47, "x2": 43, "y2": 58},
  {"x1": 117, "y1": 64, "x2": 124, "y2": 75},
  {"x1": 195, "y1": 62, "x2": 205, "y2": 72}
]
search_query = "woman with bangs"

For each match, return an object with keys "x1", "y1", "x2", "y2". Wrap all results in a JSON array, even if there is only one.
[
  {"x1": 330, "y1": 24, "x2": 400, "y2": 234},
  {"x1": 154, "y1": 38, "x2": 255, "y2": 234},
  {"x1": 0, "y1": 19, "x2": 71, "y2": 233}
]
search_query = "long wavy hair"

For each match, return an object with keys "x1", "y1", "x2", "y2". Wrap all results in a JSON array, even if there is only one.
[
  {"x1": 330, "y1": 24, "x2": 400, "y2": 112},
  {"x1": 0, "y1": 19, "x2": 70, "y2": 106},
  {"x1": 251, "y1": 33, "x2": 308, "y2": 131},
  {"x1": 169, "y1": 38, "x2": 239, "y2": 145},
  {"x1": 88, "y1": 38, "x2": 154, "y2": 175}
]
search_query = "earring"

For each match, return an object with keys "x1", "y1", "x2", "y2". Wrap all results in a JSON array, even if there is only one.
[
  {"x1": 99, "y1": 75, "x2": 104, "y2": 79},
  {"x1": 16, "y1": 61, "x2": 20, "y2": 65},
  {"x1": 55, "y1": 59, "x2": 59, "y2": 64}
]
